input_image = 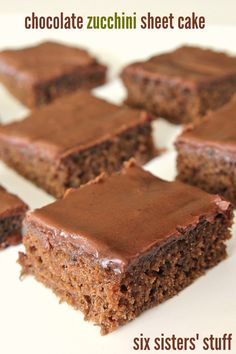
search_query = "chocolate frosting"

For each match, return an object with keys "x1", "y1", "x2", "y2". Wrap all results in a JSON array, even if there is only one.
[
  {"x1": 0, "y1": 186, "x2": 28, "y2": 217},
  {"x1": 0, "y1": 41, "x2": 105, "y2": 83},
  {"x1": 0, "y1": 91, "x2": 151, "y2": 159},
  {"x1": 122, "y1": 46, "x2": 236, "y2": 85},
  {"x1": 27, "y1": 163, "x2": 230, "y2": 273},
  {"x1": 176, "y1": 96, "x2": 236, "y2": 152}
]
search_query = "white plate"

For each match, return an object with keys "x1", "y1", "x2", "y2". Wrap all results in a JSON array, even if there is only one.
[{"x1": 0, "y1": 17, "x2": 235, "y2": 354}]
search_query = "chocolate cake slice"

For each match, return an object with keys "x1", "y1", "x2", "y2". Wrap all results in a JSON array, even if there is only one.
[
  {"x1": 121, "y1": 46, "x2": 236, "y2": 124},
  {"x1": 0, "y1": 41, "x2": 107, "y2": 108},
  {"x1": 175, "y1": 97, "x2": 236, "y2": 205},
  {"x1": 19, "y1": 162, "x2": 233, "y2": 334},
  {"x1": 0, "y1": 91, "x2": 155, "y2": 198},
  {"x1": 0, "y1": 186, "x2": 28, "y2": 249}
]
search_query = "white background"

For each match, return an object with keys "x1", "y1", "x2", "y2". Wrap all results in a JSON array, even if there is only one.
[{"x1": 0, "y1": 4, "x2": 235, "y2": 354}]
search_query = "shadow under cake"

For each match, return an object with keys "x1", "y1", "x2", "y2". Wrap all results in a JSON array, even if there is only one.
[
  {"x1": 121, "y1": 46, "x2": 236, "y2": 124},
  {"x1": 0, "y1": 186, "x2": 28, "y2": 249},
  {"x1": 19, "y1": 161, "x2": 233, "y2": 334},
  {"x1": 175, "y1": 96, "x2": 236, "y2": 205},
  {"x1": 0, "y1": 41, "x2": 107, "y2": 108},
  {"x1": 0, "y1": 91, "x2": 155, "y2": 198}
]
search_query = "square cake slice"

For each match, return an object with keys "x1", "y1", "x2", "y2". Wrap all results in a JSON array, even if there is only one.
[
  {"x1": 175, "y1": 96, "x2": 236, "y2": 205},
  {"x1": 121, "y1": 46, "x2": 236, "y2": 124},
  {"x1": 0, "y1": 41, "x2": 107, "y2": 107},
  {"x1": 19, "y1": 161, "x2": 233, "y2": 334},
  {"x1": 0, "y1": 91, "x2": 155, "y2": 198},
  {"x1": 0, "y1": 186, "x2": 28, "y2": 249}
]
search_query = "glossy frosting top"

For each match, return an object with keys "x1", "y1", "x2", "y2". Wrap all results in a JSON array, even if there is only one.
[
  {"x1": 27, "y1": 162, "x2": 230, "y2": 273},
  {"x1": 0, "y1": 41, "x2": 105, "y2": 83},
  {"x1": 0, "y1": 186, "x2": 27, "y2": 217},
  {"x1": 123, "y1": 46, "x2": 236, "y2": 84},
  {"x1": 0, "y1": 91, "x2": 151, "y2": 158},
  {"x1": 176, "y1": 96, "x2": 236, "y2": 152}
]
